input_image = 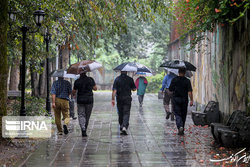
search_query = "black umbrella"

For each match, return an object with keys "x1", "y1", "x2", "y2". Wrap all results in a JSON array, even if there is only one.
[
  {"x1": 113, "y1": 62, "x2": 152, "y2": 73},
  {"x1": 160, "y1": 60, "x2": 196, "y2": 71}
]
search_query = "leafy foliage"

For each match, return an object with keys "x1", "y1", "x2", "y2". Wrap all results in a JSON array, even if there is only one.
[
  {"x1": 174, "y1": 0, "x2": 250, "y2": 45},
  {"x1": 7, "y1": 0, "x2": 173, "y2": 72},
  {"x1": 9, "y1": 95, "x2": 47, "y2": 116},
  {"x1": 146, "y1": 72, "x2": 165, "y2": 93}
]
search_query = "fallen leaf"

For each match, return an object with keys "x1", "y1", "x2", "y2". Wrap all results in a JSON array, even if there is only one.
[{"x1": 219, "y1": 147, "x2": 225, "y2": 151}]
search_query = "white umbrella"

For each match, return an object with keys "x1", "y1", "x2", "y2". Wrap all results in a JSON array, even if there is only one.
[
  {"x1": 63, "y1": 71, "x2": 80, "y2": 79},
  {"x1": 51, "y1": 69, "x2": 79, "y2": 79}
]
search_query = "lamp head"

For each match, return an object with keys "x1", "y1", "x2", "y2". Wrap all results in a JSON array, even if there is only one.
[{"x1": 33, "y1": 7, "x2": 45, "y2": 27}]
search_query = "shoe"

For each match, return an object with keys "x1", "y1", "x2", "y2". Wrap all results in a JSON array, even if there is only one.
[
  {"x1": 170, "y1": 112, "x2": 175, "y2": 121},
  {"x1": 82, "y1": 130, "x2": 87, "y2": 137},
  {"x1": 178, "y1": 127, "x2": 184, "y2": 135},
  {"x1": 166, "y1": 112, "x2": 171, "y2": 119},
  {"x1": 63, "y1": 125, "x2": 69, "y2": 135},
  {"x1": 121, "y1": 127, "x2": 128, "y2": 135},
  {"x1": 57, "y1": 132, "x2": 63, "y2": 135}
]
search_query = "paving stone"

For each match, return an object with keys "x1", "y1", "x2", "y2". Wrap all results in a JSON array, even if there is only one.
[{"x1": 18, "y1": 92, "x2": 249, "y2": 167}]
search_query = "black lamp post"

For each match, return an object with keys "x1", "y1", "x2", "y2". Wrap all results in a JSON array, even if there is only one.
[
  {"x1": 9, "y1": 8, "x2": 45, "y2": 116},
  {"x1": 44, "y1": 27, "x2": 51, "y2": 116}
]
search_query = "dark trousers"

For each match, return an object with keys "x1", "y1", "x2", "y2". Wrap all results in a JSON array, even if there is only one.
[
  {"x1": 69, "y1": 99, "x2": 75, "y2": 118},
  {"x1": 172, "y1": 97, "x2": 188, "y2": 129},
  {"x1": 77, "y1": 103, "x2": 93, "y2": 131},
  {"x1": 117, "y1": 96, "x2": 132, "y2": 129},
  {"x1": 138, "y1": 95, "x2": 144, "y2": 105}
]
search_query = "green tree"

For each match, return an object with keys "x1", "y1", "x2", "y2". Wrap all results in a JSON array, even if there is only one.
[{"x1": 0, "y1": 0, "x2": 8, "y2": 138}]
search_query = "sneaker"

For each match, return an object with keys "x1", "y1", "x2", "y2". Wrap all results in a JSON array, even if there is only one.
[
  {"x1": 178, "y1": 127, "x2": 184, "y2": 135},
  {"x1": 63, "y1": 125, "x2": 69, "y2": 135},
  {"x1": 82, "y1": 130, "x2": 87, "y2": 137},
  {"x1": 121, "y1": 127, "x2": 128, "y2": 135},
  {"x1": 166, "y1": 112, "x2": 171, "y2": 119},
  {"x1": 57, "y1": 132, "x2": 63, "y2": 135}
]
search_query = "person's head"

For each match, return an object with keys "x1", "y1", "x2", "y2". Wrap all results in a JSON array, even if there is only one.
[
  {"x1": 121, "y1": 71, "x2": 127, "y2": 75},
  {"x1": 178, "y1": 68, "x2": 186, "y2": 76},
  {"x1": 80, "y1": 72, "x2": 87, "y2": 77},
  {"x1": 58, "y1": 77, "x2": 64, "y2": 80}
]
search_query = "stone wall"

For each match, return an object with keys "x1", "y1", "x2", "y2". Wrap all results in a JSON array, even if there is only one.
[{"x1": 167, "y1": 16, "x2": 250, "y2": 122}]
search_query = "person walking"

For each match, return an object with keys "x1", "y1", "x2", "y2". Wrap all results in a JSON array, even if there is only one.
[
  {"x1": 135, "y1": 76, "x2": 148, "y2": 107},
  {"x1": 112, "y1": 71, "x2": 136, "y2": 135},
  {"x1": 72, "y1": 72, "x2": 97, "y2": 137},
  {"x1": 169, "y1": 68, "x2": 193, "y2": 135},
  {"x1": 51, "y1": 77, "x2": 72, "y2": 135},
  {"x1": 160, "y1": 72, "x2": 177, "y2": 120}
]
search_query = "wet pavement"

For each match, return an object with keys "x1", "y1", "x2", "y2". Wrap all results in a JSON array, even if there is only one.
[{"x1": 18, "y1": 92, "x2": 249, "y2": 167}]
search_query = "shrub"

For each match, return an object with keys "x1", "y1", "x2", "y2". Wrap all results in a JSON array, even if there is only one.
[
  {"x1": 9, "y1": 95, "x2": 47, "y2": 116},
  {"x1": 146, "y1": 72, "x2": 165, "y2": 93}
]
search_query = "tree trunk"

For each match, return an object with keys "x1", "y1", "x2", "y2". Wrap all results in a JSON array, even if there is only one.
[
  {"x1": 9, "y1": 57, "x2": 20, "y2": 90},
  {"x1": 30, "y1": 66, "x2": 39, "y2": 96},
  {"x1": 60, "y1": 44, "x2": 69, "y2": 69},
  {"x1": 51, "y1": 57, "x2": 56, "y2": 83},
  {"x1": 0, "y1": 0, "x2": 8, "y2": 138},
  {"x1": 39, "y1": 61, "x2": 46, "y2": 97},
  {"x1": 7, "y1": 64, "x2": 11, "y2": 91}
]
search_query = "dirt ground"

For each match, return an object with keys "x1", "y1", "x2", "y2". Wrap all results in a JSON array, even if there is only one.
[{"x1": 0, "y1": 138, "x2": 43, "y2": 167}]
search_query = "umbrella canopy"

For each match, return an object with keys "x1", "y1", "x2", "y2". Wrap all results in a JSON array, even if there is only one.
[
  {"x1": 67, "y1": 60, "x2": 102, "y2": 74},
  {"x1": 113, "y1": 62, "x2": 152, "y2": 73},
  {"x1": 51, "y1": 69, "x2": 79, "y2": 79},
  {"x1": 164, "y1": 68, "x2": 193, "y2": 78},
  {"x1": 136, "y1": 63, "x2": 153, "y2": 73},
  {"x1": 160, "y1": 60, "x2": 196, "y2": 71},
  {"x1": 136, "y1": 72, "x2": 153, "y2": 76},
  {"x1": 113, "y1": 62, "x2": 137, "y2": 72}
]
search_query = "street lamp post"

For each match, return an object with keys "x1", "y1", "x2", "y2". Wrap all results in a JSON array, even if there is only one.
[
  {"x1": 9, "y1": 8, "x2": 45, "y2": 116},
  {"x1": 44, "y1": 27, "x2": 51, "y2": 115},
  {"x1": 20, "y1": 25, "x2": 28, "y2": 116}
]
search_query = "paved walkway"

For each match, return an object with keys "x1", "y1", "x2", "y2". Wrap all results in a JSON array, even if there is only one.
[{"x1": 18, "y1": 92, "x2": 246, "y2": 167}]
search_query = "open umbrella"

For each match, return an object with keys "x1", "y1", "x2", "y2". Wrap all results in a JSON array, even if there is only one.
[
  {"x1": 136, "y1": 63, "x2": 153, "y2": 73},
  {"x1": 113, "y1": 62, "x2": 153, "y2": 74},
  {"x1": 113, "y1": 62, "x2": 137, "y2": 72},
  {"x1": 136, "y1": 72, "x2": 153, "y2": 76},
  {"x1": 164, "y1": 68, "x2": 193, "y2": 78},
  {"x1": 160, "y1": 59, "x2": 196, "y2": 71},
  {"x1": 51, "y1": 69, "x2": 79, "y2": 79},
  {"x1": 67, "y1": 60, "x2": 102, "y2": 74}
]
